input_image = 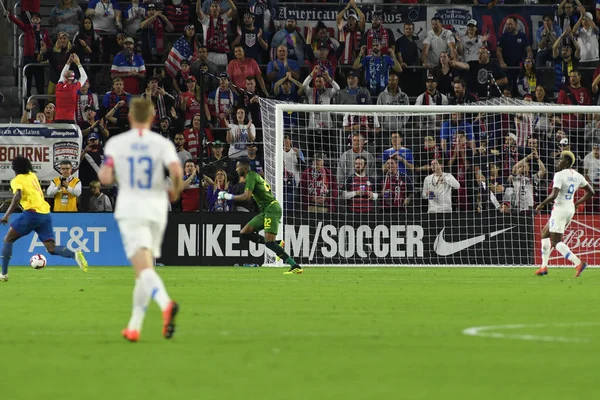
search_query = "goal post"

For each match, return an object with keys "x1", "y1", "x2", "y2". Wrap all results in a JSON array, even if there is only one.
[{"x1": 260, "y1": 98, "x2": 600, "y2": 267}]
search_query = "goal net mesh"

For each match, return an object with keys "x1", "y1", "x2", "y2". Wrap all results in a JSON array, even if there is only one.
[{"x1": 260, "y1": 98, "x2": 599, "y2": 267}]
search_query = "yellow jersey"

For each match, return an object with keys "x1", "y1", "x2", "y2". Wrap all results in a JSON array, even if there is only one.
[{"x1": 10, "y1": 172, "x2": 50, "y2": 214}]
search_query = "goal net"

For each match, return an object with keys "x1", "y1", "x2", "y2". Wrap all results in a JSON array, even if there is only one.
[{"x1": 260, "y1": 98, "x2": 600, "y2": 267}]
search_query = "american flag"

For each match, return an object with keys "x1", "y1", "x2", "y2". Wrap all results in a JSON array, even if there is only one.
[{"x1": 166, "y1": 36, "x2": 192, "y2": 77}]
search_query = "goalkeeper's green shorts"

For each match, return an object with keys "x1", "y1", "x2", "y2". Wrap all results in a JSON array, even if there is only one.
[{"x1": 247, "y1": 201, "x2": 282, "y2": 235}]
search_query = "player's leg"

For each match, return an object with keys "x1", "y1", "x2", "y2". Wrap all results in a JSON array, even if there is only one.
[
  {"x1": 1, "y1": 228, "x2": 22, "y2": 281},
  {"x1": 37, "y1": 213, "x2": 87, "y2": 272},
  {"x1": 536, "y1": 221, "x2": 552, "y2": 275},
  {"x1": 239, "y1": 219, "x2": 266, "y2": 244},
  {"x1": 551, "y1": 213, "x2": 588, "y2": 277},
  {"x1": 262, "y1": 204, "x2": 303, "y2": 274}
]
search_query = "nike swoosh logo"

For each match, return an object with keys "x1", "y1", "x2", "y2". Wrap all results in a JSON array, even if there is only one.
[{"x1": 434, "y1": 227, "x2": 514, "y2": 256}]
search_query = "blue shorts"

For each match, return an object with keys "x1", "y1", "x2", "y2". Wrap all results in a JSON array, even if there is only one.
[{"x1": 11, "y1": 211, "x2": 54, "y2": 242}]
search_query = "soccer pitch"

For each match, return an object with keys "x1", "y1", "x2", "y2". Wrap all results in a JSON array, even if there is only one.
[{"x1": 0, "y1": 267, "x2": 598, "y2": 400}]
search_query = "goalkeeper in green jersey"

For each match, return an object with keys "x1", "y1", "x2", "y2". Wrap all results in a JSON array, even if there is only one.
[{"x1": 218, "y1": 159, "x2": 303, "y2": 274}]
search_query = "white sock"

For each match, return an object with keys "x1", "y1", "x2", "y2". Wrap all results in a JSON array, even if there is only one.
[
  {"x1": 555, "y1": 242, "x2": 581, "y2": 266},
  {"x1": 127, "y1": 279, "x2": 150, "y2": 332},
  {"x1": 541, "y1": 238, "x2": 551, "y2": 268},
  {"x1": 139, "y1": 268, "x2": 171, "y2": 311}
]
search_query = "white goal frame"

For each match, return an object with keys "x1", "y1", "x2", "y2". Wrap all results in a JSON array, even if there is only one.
[{"x1": 266, "y1": 103, "x2": 599, "y2": 268}]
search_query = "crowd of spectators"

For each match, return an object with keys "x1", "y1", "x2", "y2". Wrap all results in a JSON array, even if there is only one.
[{"x1": 4, "y1": 0, "x2": 600, "y2": 214}]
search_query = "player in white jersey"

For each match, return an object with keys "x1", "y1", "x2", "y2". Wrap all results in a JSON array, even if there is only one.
[
  {"x1": 535, "y1": 151, "x2": 594, "y2": 277},
  {"x1": 98, "y1": 98, "x2": 184, "y2": 342}
]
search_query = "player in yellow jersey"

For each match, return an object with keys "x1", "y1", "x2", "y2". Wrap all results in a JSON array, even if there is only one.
[{"x1": 0, "y1": 156, "x2": 88, "y2": 282}]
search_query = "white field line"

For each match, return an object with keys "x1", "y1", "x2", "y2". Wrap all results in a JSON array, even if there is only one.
[{"x1": 463, "y1": 322, "x2": 600, "y2": 343}]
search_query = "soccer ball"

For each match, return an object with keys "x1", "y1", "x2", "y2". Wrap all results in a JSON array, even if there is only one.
[{"x1": 30, "y1": 254, "x2": 47, "y2": 269}]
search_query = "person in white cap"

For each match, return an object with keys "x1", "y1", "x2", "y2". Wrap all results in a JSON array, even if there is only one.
[{"x1": 456, "y1": 19, "x2": 489, "y2": 63}]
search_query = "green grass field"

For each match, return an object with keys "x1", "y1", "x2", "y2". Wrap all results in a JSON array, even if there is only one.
[{"x1": 0, "y1": 267, "x2": 598, "y2": 400}]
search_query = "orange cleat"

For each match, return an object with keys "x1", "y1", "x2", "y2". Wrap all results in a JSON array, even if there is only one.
[
  {"x1": 535, "y1": 267, "x2": 548, "y2": 276},
  {"x1": 121, "y1": 328, "x2": 140, "y2": 342},
  {"x1": 575, "y1": 262, "x2": 588, "y2": 278},
  {"x1": 162, "y1": 301, "x2": 179, "y2": 339}
]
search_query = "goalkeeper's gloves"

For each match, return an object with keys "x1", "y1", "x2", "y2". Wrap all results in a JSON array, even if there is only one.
[{"x1": 218, "y1": 191, "x2": 234, "y2": 200}]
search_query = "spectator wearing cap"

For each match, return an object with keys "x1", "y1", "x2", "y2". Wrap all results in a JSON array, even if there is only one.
[
  {"x1": 75, "y1": 80, "x2": 99, "y2": 126},
  {"x1": 573, "y1": 10, "x2": 599, "y2": 86},
  {"x1": 227, "y1": 45, "x2": 270, "y2": 95},
  {"x1": 336, "y1": 0, "x2": 365, "y2": 65},
  {"x1": 123, "y1": 0, "x2": 146, "y2": 37},
  {"x1": 142, "y1": 75, "x2": 176, "y2": 130},
  {"x1": 353, "y1": 40, "x2": 402, "y2": 97},
  {"x1": 283, "y1": 135, "x2": 305, "y2": 185},
  {"x1": 300, "y1": 152, "x2": 338, "y2": 213},
  {"x1": 414, "y1": 75, "x2": 449, "y2": 133},
  {"x1": 41, "y1": 30, "x2": 74, "y2": 97},
  {"x1": 377, "y1": 71, "x2": 410, "y2": 132},
  {"x1": 110, "y1": 36, "x2": 146, "y2": 95},
  {"x1": 86, "y1": 0, "x2": 122, "y2": 63},
  {"x1": 49, "y1": 0, "x2": 84, "y2": 38},
  {"x1": 203, "y1": 140, "x2": 236, "y2": 182},
  {"x1": 80, "y1": 105, "x2": 109, "y2": 143},
  {"x1": 4, "y1": 11, "x2": 51, "y2": 108},
  {"x1": 266, "y1": 45, "x2": 301, "y2": 90},
  {"x1": 362, "y1": 11, "x2": 394, "y2": 57},
  {"x1": 165, "y1": 0, "x2": 191, "y2": 33},
  {"x1": 457, "y1": 19, "x2": 488, "y2": 63},
  {"x1": 308, "y1": 39, "x2": 337, "y2": 82},
  {"x1": 536, "y1": 14, "x2": 562, "y2": 67},
  {"x1": 422, "y1": 16, "x2": 458, "y2": 68},
  {"x1": 247, "y1": 141, "x2": 265, "y2": 177},
  {"x1": 226, "y1": 107, "x2": 256, "y2": 161},
  {"x1": 459, "y1": 46, "x2": 507, "y2": 98},
  {"x1": 196, "y1": 0, "x2": 237, "y2": 67},
  {"x1": 140, "y1": 3, "x2": 174, "y2": 69},
  {"x1": 395, "y1": 21, "x2": 421, "y2": 97},
  {"x1": 270, "y1": 17, "x2": 305, "y2": 63},
  {"x1": 179, "y1": 76, "x2": 207, "y2": 127},
  {"x1": 174, "y1": 132, "x2": 193, "y2": 165},
  {"x1": 54, "y1": 54, "x2": 89, "y2": 123},
  {"x1": 553, "y1": 29, "x2": 581, "y2": 95},
  {"x1": 207, "y1": 72, "x2": 238, "y2": 132},
  {"x1": 173, "y1": 59, "x2": 193, "y2": 94},
  {"x1": 496, "y1": 16, "x2": 532, "y2": 91},
  {"x1": 306, "y1": 21, "x2": 340, "y2": 65},
  {"x1": 274, "y1": 73, "x2": 304, "y2": 129},
  {"x1": 79, "y1": 132, "x2": 105, "y2": 186},
  {"x1": 232, "y1": 11, "x2": 268, "y2": 64},
  {"x1": 516, "y1": 57, "x2": 544, "y2": 97},
  {"x1": 336, "y1": 70, "x2": 371, "y2": 105}
]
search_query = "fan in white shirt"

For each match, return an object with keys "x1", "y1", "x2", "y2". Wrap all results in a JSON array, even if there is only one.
[{"x1": 534, "y1": 151, "x2": 594, "y2": 277}]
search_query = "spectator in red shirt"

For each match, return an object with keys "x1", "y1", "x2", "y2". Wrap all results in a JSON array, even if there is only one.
[
  {"x1": 227, "y1": 45, "x2": 269, "y2": 95},
  {"x1": 300, "y1": 152, "x2": 337, "y2": 212},
  {"x1": 54, "y1": 54, "x2": 88, "y2": 123},
  {"x1": 4, "y1": 10, "x2": 51, "y2": 108},
  {"x1": 557, "y1": 69, "x2": 592, "y2": 147}
]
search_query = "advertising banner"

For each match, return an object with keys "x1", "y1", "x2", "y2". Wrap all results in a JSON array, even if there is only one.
[
  {"x1": 0, "y1": 213, "x2": 128, "y2": 266},
  {"x1": 0, "y1": 124, "x2": 82, "y2": 181},
  {"x1": 534, "y1": 214, "x2": 600, "y2": 266},
  {"x1": 161, "y1": 211, "x2": 534, "y2": 266},
  {"x1": 427, "y1": 6, "x2": 473, "y2": 38},
  {"x1": 471, "y1": 5, "x2": 554, "y2": 52}
]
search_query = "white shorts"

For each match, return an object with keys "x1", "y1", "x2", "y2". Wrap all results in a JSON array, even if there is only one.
[
  {"x1": 548, "y1": 208, "x2": 574, "y2": 234},
  {"x1": 117, "y1": 219, "x2": 167, "y2": 259}
]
